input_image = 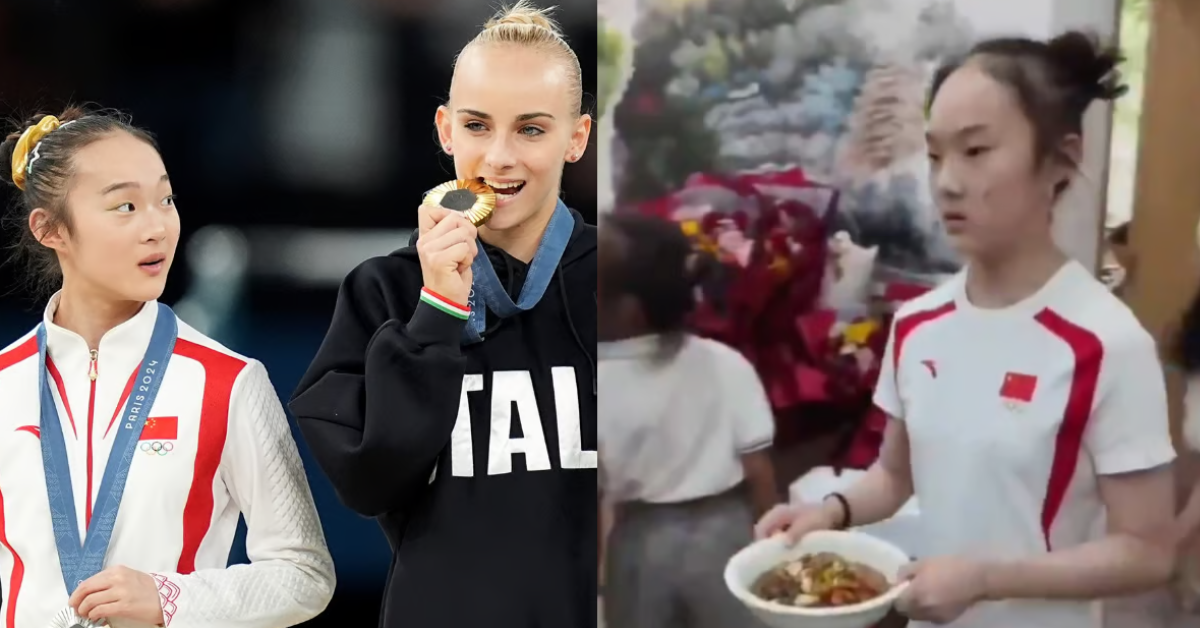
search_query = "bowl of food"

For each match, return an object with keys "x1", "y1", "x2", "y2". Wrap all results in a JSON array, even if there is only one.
[{"x1": 724, "y1": 530, "x2": 911, "y2": 628}]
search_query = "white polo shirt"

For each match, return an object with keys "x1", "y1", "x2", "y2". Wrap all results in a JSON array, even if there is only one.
[
  {"x1": 598, "y1": 334, "x2": 775, "y2": 504},
  {"x1": 876, "y1": 261, "x2": 1176, "y2": 628}
]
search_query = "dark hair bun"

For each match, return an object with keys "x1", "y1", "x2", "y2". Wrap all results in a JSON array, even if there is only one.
[
  {"x1": 1045, "y1": 30, "x2": 1128, "y2": 103},
  {"x1": 0, "y1": 131, "x2": 18, "y2": 189}
]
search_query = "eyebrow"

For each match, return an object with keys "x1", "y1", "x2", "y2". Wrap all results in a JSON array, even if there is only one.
[
  {"x1": 101, "y1": 174, "x2": 170, "y2": 195},
  {"x1": 926, "y1": 123, "x2": 990, "y2": 142},
  {"x1": 457, "y1": 108, "x2": 556, "y2": 122}
]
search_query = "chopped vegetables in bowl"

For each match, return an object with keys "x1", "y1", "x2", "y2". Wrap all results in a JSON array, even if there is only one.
[{"x1": 725, "y1": 530, "x2": 912, "y2": 628}]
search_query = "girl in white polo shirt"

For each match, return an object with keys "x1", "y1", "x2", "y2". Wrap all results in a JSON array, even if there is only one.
[
  {"x1": 598, "y1": 212, "x2": 777, "y2": 628},
  {"x1": 756, "y1": 32, "x2": 1178, "y2": 628},
  {"x1": 0, "y1": 108, "x2": 334, "y2": 628}
]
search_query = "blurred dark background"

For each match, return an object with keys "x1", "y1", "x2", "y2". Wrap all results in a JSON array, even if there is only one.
[{"x1": 0, "y1": 0, "x2": 597, "y2": 624}]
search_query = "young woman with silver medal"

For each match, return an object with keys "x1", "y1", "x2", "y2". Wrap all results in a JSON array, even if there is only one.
[{"x1": 0, "y1": 108, "x2": 334, "y2": 628}]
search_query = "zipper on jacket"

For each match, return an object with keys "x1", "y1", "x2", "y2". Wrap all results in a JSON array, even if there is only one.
[{"x1": 85, "y1": 349, "x2": 98, "y2": 527}]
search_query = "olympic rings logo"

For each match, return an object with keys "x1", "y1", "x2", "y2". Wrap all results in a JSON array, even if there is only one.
[{"x1": 140, "y1": 441, "x2": 175, "y2": 456}]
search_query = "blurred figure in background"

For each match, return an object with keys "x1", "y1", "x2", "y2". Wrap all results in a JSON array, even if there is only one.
[
  {"x1": 1105, "y1": 222, "x2": 1134, "y2": 298},
  {"x1": 1169, "y1": 247, "x2": 1200, "y2": 615},
  {"x1": 598, "y1": 212, "x2": 776, "y2": 628},
  {"x1": 289, "y1": 3, "x2": 597, "y2": 627},
  {"x1": 0, "y1": 108, "x2": 333, "y2": 628}
]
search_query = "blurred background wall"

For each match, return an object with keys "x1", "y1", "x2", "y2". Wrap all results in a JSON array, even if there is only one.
[{"x1": 0, "y1": 0, "x2": 597, "y2": 624}]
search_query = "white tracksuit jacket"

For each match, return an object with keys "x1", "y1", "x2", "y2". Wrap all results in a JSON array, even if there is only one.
[{"x1": 0, "y1": 294, "x2": 334, "y2": 628}]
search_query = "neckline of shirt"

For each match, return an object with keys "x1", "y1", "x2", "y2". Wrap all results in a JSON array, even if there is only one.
[
  {"x1": 599, "y1": 334, "x2": 668, "y2": 360},
  {"x1": 952, "y1": 259, "x2": 1079, "y2": 320}
]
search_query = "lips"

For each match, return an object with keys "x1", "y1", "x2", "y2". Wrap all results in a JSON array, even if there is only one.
[
  {"x1": 138, "y1": 254, "x2": 166, "y2": 267},
  {"x1": 942, "y1": 213, "x2": 967, "y2": 234}
]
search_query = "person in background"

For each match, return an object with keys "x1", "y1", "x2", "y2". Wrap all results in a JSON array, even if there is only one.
[
  {"x1": 598, "y1": 212, "x2": 776, "y2": 628},
  {"x1": 1106, "y1": 221, "x2": 1134, "y2": 298},
  {"x1": 755, "y1": 31, "x2": 1178, "y2": 628},
  {"x1": 0, "y1": 107, "x2": 333, "y2": 628},
  {"x1": 289, "y1": 3, "x2": 597, "y2": 627},
  {"x1": 1169, "y1": 257, "x2": 1200, "y2": 614}
]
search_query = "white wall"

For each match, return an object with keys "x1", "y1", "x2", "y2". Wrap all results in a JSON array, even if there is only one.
[
  {"x1": 1053, "y1": 0, "x2": 1122, "y2": 273},
  {"x1": 950, "y1": 0, "x2": 1121, "y2": 272}
]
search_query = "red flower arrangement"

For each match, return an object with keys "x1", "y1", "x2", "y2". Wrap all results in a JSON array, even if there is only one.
[{"x1": 634, "y1": 167, "x2": 930, "y2": 470}]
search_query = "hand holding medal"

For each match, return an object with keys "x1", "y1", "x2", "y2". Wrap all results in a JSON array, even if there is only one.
[
  {"x1": 417, "y1": 179, "x2": 493, "y2": 307},
  {"x1": 63, "y1": 566, "x2": 164, "y2": 627}
]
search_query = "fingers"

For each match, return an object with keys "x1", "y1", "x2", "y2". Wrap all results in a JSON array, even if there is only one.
[
  {"x1": 86, "y1": 601, "x2": 131, "y2": 621},
  {"x1": 893, "y1": 563, "x2": 922, "y2": 619},
  {"x1": 421, "y1": 210, "x2": 474, "y2": 243},
  {"x1": 77, "y1": 588, "x2": 121, "y2": 619},
  {"x1": 898, "y1": 559, "x2": 921, "y2": 581},
  {"x1": 69, "y1": 572, "x2": 112, "y2": 608},
  {"x1": 417, "y1": 210, "x2": 478, "y2": 277},
  {"x1": 423, "y1": 226, "x2": 478, "y2": 263},
  {"x1": 458, "y1": 252, "x2": 475, "y2": 275},
  {"x1": 417, "y1": 204, "x2": 452, "y2": 236},
  {"x1": 784, "y1": 518, "x2": 809, "y2": 546},
  {"x1": 894, "y1": 585, "x2": 914, "y2": 616},
  {"x1": 432, "y1": 242, "x2": 475, "y2": 271},
  {"x1": 754, "y1": 504, "x2": 794, "y2": 541}
]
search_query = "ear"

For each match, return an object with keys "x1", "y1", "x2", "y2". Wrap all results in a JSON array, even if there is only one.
[
  {"x1": 567, "y1": 113, "x2": 593, "y2": 162},
  {"x1": 1057, "y1": 133, "x2": 1084, "y2": 181},
  {"x1": 434, "y1": 105, "x2": 453, "y2": 153},
  {"x1": 29, "y1": 208, "x2": 67, "y2": 252}
]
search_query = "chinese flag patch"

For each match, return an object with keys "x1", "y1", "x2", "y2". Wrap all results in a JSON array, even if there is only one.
[
  {"x1": 140, "y1": 416, "x2": 178, "y2": 441},
  {"x1": 999, "y1": 372, "x2": 1038, "y2": 403}
]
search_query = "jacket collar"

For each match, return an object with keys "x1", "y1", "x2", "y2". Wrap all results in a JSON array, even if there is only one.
[{"x1": 42, "y1": 291, "x2": 160, "y2": 371}]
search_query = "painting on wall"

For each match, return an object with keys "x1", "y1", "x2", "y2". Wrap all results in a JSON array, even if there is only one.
[{"x1": 610, "y1": 0, "x2": 979, "y2": 280}]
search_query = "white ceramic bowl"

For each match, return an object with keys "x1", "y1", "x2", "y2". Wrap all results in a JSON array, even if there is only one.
[{"x1": 724, "y1": 530, "x2": 911, "y2": 628}]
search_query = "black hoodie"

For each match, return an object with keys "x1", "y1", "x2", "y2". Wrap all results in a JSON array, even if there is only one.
[{"x1": 289, "y1": 208, "x2": 597, "y2": 628}]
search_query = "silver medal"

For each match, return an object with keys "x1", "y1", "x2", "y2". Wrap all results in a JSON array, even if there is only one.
[{"x1": 46, "y1": 606, "x2": 103, "y2": 628}]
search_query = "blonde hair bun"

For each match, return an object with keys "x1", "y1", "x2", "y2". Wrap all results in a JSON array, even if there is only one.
[
  {"x1": 460, "y1": 0, "x2": 582, "y2": 115},
  {"x1": 484, "y1": 1, "x2": 563, "y2": 38}
]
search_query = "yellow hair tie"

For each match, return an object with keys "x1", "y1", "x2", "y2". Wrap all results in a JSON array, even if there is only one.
[{"x1": 11, "y1": 115, "x2": 63, "y2": 191}]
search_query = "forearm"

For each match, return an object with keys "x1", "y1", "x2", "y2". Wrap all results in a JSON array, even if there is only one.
[
  {"x1": 983, "y1": 534, "x2": 1174, "y2": 601},
  {"x1": 749, "y1": 478, "x2": 779, "y2": 518},
  {"x1": 599, "y1": 492, "x2": 610, "y2": 587},
  {"x1": 151, "y1": 558, "x2": 334, "y2": 628},
  {"x1": 293, "y1": 305, "x2": 467, "y2": 515},
  {"x1": 1180, "y1": 482, "x2": 1200, "y2": 547},
  {"x1": 834, "y1": 461, "x2": 913, "y2": 527},
  {"x1": 359, "y1": 312, "x2": 466, "y2": 476},
  {"x1": 742, "y1": 450, "x2": 779, "y2": 518}
]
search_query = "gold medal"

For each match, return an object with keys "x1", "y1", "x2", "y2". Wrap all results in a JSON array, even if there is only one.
[{"x1": 423, "y1": 179, "x2": 497, "y2": 227}]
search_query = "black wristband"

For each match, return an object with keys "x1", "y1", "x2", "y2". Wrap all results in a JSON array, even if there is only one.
[{"x1": 825, "y1": 492, "x2": 852, "y2": 530}]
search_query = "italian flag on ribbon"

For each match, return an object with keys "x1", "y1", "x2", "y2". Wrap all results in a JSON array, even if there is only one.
[{"x1": 420, "y1": 288, "x2": 470, "y2": 320}]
